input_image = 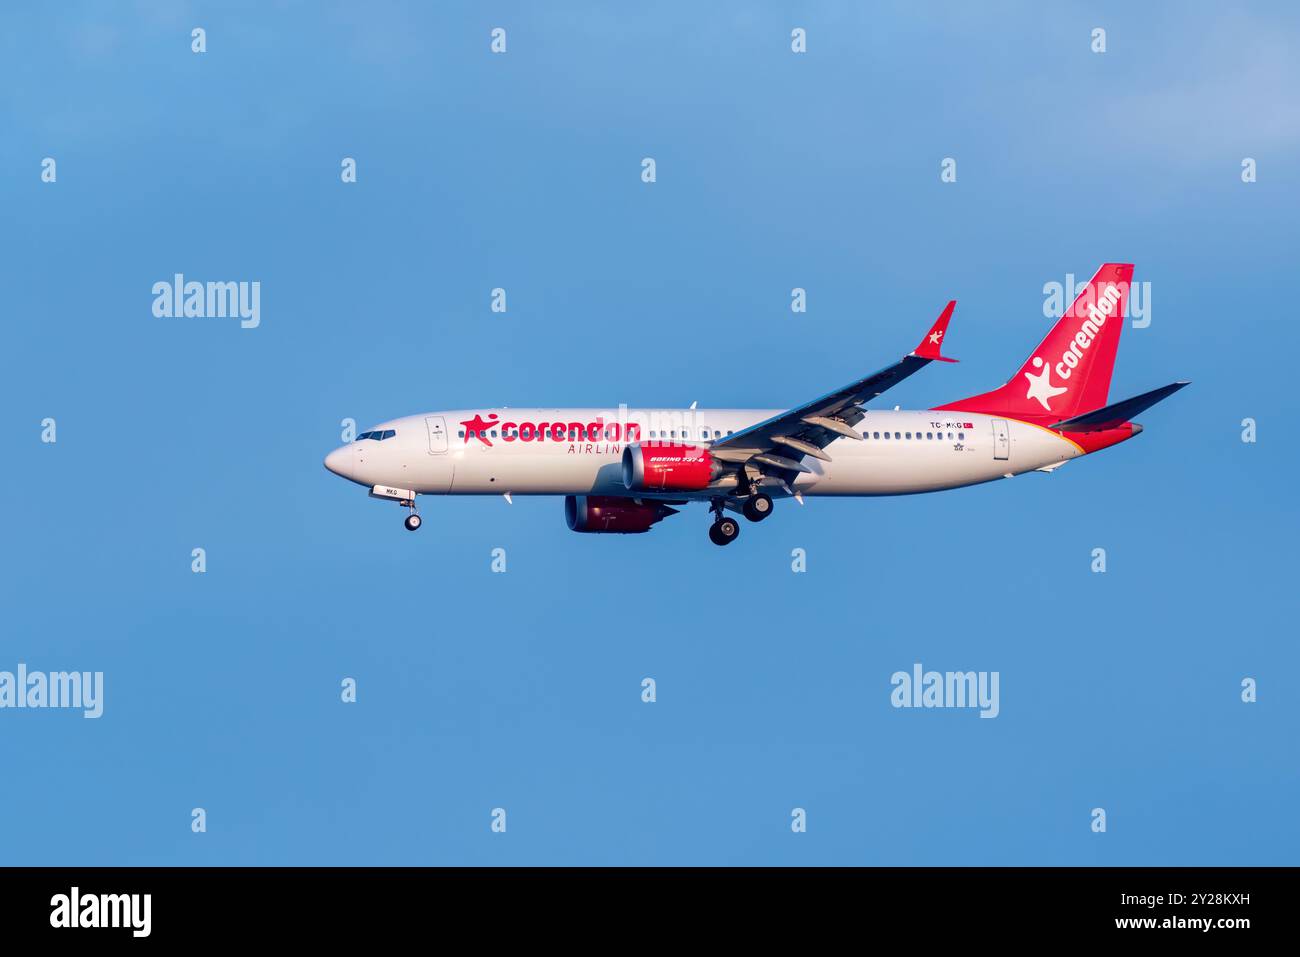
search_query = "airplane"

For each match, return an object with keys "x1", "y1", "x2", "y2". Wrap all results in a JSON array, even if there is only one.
[{"x1": 324, "y1": 263, "x2": 1187, "y2": 546}]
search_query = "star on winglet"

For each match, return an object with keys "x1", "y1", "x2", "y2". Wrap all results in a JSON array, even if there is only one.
[{"x1": 912, "y1": 301, "x2": 958, "y2": 363}]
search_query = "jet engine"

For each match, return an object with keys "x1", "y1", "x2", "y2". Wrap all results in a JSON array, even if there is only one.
[
  {"x1": 622, "y1": 443, "x2": 718, "y2": 492},
  {"x1": 564, "y1": 495, "x2": 678, "y2": 534}
]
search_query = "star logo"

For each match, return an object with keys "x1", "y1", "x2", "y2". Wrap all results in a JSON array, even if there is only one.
[
  {"x1": 460, "y1": 413, "x2": 500, "y2": 447},
  {"x1": 1023, "y1": 357, "x2": 1068, "y2": 412},
  {"x1": 929, "y1": 330, "x2": 943, "y2": 345}
]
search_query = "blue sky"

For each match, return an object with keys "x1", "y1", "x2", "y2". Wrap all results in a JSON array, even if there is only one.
[{"x1": 1, "y1": 1, "x2": 1297, "y2": 865}]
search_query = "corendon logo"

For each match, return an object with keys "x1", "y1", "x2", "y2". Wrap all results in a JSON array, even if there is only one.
[
  {"x1": 460, "y1": 413, "x2": 500, "y2": 447},
  {"x1": 1023, "y1": 282, "x2": 1122, "y2": 412},
  {"x1": 460, "y1": 414, "x2": 642, "y2": 447}
]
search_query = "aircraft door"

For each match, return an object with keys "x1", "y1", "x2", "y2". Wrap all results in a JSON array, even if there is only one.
[
  {"x1": 992, "y1": 419, "x2": 1010, "y2": 460},
  {"x1": 426, "y1": 416, "x2": 448, "y2": 454}
]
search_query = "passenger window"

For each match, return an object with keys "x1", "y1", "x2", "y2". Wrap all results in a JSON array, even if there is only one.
[
  {"x1": 457, "y1": 430, "x2": 464, "y2": 438},
  {"x1": 926, "y1": 432, "x2": 933, "y2": 440},
  {"x1": 906, "y1": 432, "x2": 912, "y2": 440},
  {"x1": 894, "y1": 432, "x2": 901, "y2": 439},
  {"x1": 959, "y1": 432, "x2": 965, "y2": 440},
  {"x1": 714, "y1": 430, "x2": 721, "y2": 438},
  {"x1": 873, "y1": 432, "x2": 880, "y2": 439}
]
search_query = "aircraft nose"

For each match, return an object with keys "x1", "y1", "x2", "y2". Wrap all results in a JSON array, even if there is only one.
[{"x1": 324, "y1": 445, "x2": 353, "y2": 477}]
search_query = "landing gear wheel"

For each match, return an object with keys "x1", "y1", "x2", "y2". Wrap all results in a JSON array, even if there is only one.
[
  {"x1": 404, "y1": 514, "x2": 422, "y2": 531},
  {"x1": 742, "y1": 493, "x2": 773, "y2": 522},
  {"x1": 708, "y1": 517, "x2": 740, "y2": 546}
]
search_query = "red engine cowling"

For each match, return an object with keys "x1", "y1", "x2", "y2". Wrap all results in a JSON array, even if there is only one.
[
  {"x1": 622, "y1": 443, "x2": 716, "y2": 492},
  {"x1": 565, "y1": 495, "x2": 678, "y2": 534}
]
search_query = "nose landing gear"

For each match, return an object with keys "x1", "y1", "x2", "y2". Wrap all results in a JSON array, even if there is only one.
[{"x1": 401, "y1": 497, "x2": 422, "y2": 531}]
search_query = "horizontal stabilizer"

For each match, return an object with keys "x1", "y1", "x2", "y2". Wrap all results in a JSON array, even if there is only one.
[{"x1": 1048, "y1": 381, "x2": 1189, "y2": 432}]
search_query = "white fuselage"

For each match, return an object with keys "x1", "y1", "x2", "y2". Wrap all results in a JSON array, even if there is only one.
[{"x1": 325, "y1": 408, "x2": 1086, "y2": 499}]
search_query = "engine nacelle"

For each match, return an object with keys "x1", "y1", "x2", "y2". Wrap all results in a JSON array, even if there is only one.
[
  {"x1": 622, "y1": 443, "x2": 717, "y2": 492},
  {"x1": 564, "y1": 495, "x2": 678, "y2": 534}
]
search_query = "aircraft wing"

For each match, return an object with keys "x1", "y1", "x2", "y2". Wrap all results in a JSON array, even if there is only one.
[{"x1": 706, "y1": 302, "x2": 958, "y2": 480}]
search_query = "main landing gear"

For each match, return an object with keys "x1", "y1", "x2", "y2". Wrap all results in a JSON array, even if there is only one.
[
  {"x1": 402, "y1": 498, "x2": 422, "y2": 531},
  {"x1": 742, "y1": 492, "x2": 773, "y2": 523},
  {"x1": 708, "y1": 491, "x2": 776, "y2": 546},
  {"x1": 706, "y1": 497, "x2": 740, "y2": 546},
  {"x1": 708, "y1": 514, "x2": 740, "y2": 546}
]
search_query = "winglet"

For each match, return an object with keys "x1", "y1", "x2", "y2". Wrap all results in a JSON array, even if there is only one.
[{"x1": 912, "y1": 301, "x2": 958, "y2": 363}]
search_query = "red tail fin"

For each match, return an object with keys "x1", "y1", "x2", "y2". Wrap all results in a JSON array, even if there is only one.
[{"x1": 935, "y1": 263, "x2": 1133, "y2": 422}]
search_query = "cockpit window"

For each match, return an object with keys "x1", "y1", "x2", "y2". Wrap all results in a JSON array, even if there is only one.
[
  {"x1": 356, "y1": 431, "x2": 374, "y2": 441},
  {"x1": 381, "y1": 429, "x2": 396, "y2": 440},
  {"x1": 356, "y1": 429, "x2": 395, "y2": 442}
]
